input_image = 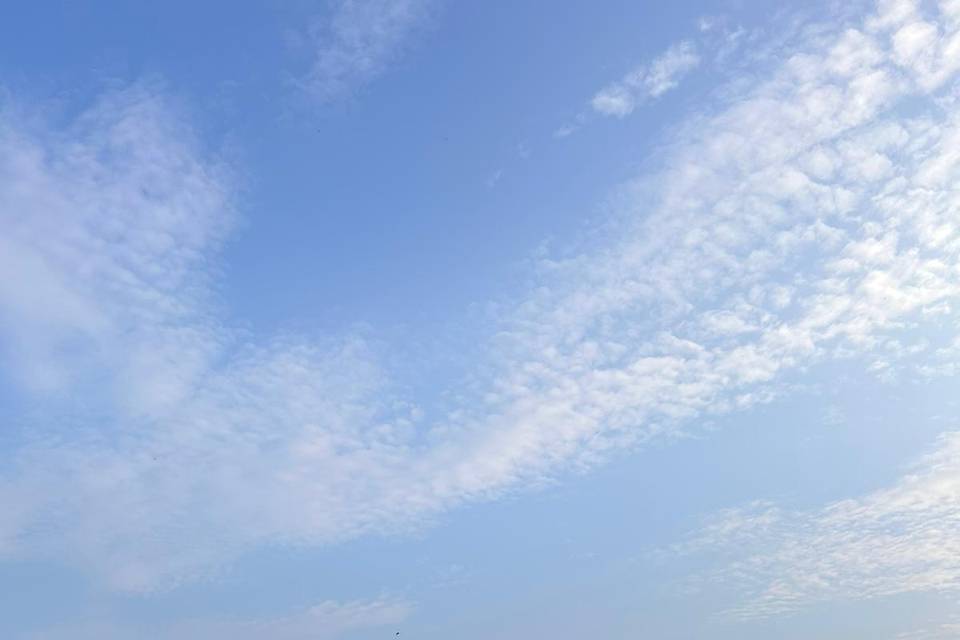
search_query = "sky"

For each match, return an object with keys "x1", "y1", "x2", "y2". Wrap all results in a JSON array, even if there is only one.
[{"x1": 1, "y1": 0, "x2": 960, "y2": 637}]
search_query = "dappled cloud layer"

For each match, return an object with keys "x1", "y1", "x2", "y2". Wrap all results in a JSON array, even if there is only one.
[{"x1": 1, "y1": 0, "x2": 960, "y2": 602}]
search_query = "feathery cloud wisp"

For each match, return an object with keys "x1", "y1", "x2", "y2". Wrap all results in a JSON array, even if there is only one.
[
  {"x1": 591, "y1": 40, "x2": 701, "y2": 117},
  {"x1": 297, "y1": 0, "x2": 435, "y2": 104}
]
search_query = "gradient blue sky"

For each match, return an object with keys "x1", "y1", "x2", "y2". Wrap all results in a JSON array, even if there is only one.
[{"x1": 2, "y1": 0, "x2": 960, "y2": 638}]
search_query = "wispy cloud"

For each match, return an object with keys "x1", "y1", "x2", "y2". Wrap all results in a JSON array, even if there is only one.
[
  {"x1": 296, "y1": 0, "x2": 435, "y2": 104},
  {"x1": 0, "y1": 81, "x2": 234, "y2": 403},
  {"x1": 678, "y1": 430, "x2": 960, "y2": 620},
  {"x1": 591, "y1": 40, "x2": 701, "y2": 117},
  {"x1": 897, "y1": 619, "x2": 960, "y2": 640},
  {"x1": 2, "y1": 0, "x2": 960, "y2": 595}
]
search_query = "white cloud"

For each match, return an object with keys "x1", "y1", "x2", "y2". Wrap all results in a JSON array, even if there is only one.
[
  {"x1": 677, "y1": 432, "x2": 960, "y2": 620},
  {"x1": 0, "y1": 81, "x2": 233, "y2": 404},
  {"x1": 3, "y1": 0, "x2": 960, "y2": 595},
  {"x1": 296, "y1": 0, "x2": 435, "y2": 104},
  {"x1": 591, "y1": 41, "x2": 701, "y2": 117}
]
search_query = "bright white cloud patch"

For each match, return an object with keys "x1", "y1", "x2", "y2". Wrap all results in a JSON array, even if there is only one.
[
  {"x1": 298, "y1": 0, "x2": 434, "y2": 103},
  {"x1": 2, "y1": 0, "x2": 960, "y2": 596},
  {"x1": 680, "y1": 431, "x2": 960, "y2": 620},
  {"x1": 591, "y1": 40, "x2": 701, "y2": 116}
]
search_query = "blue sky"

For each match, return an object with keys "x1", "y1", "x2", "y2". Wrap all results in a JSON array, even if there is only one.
[{"x1": 2, "y1": 0, "x2": 960, "y2": 637}]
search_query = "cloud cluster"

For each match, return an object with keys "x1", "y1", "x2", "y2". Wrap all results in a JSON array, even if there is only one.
[
  {"x1": 679, "y1": 431, "x2": 960, "y2": 620},
  {"x1": 2, "y1": 0, "x2": 960, "y2": 596}
]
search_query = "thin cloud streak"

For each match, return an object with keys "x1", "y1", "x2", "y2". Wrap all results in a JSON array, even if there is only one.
[{"x1": 591, "y1": 40, "x2": 701, "y2": 117}]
